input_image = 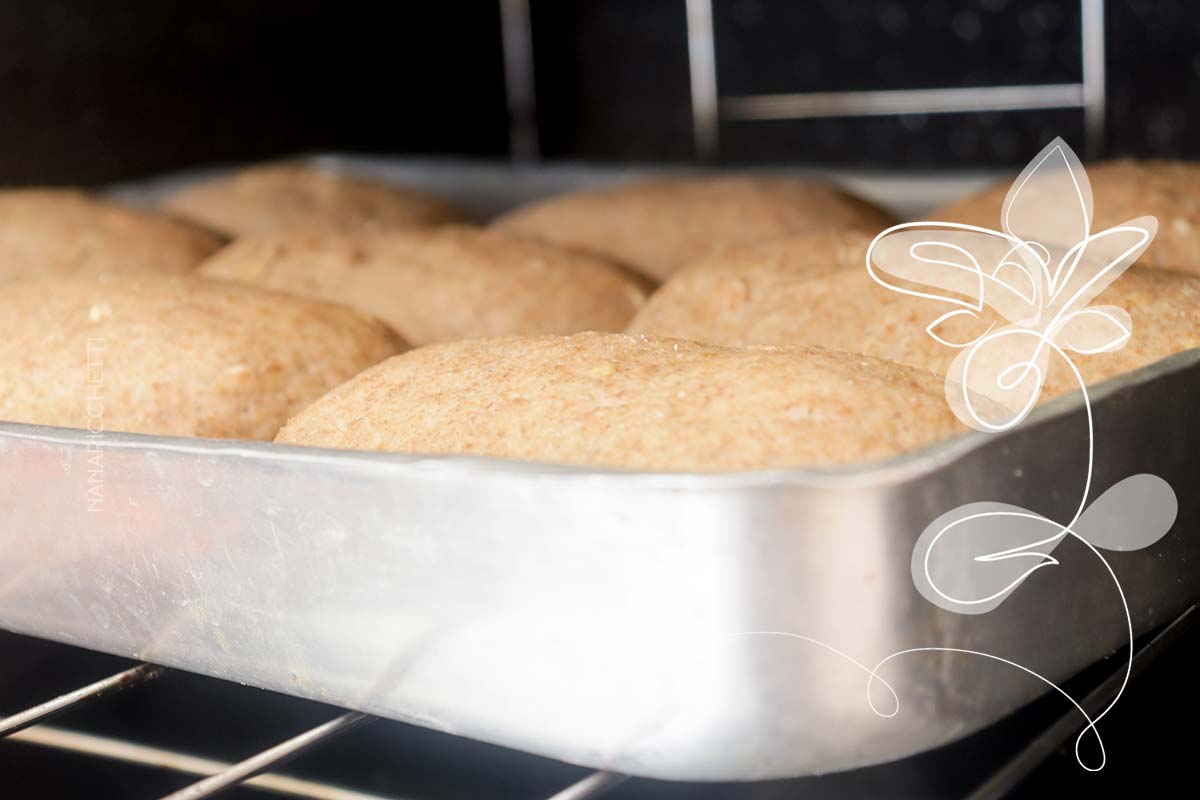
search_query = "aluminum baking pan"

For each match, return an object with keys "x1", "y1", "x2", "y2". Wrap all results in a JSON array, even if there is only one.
[
  {"x1": 107, "y1": 155, "x2": 1004, "y2": 221},
  {"x1": 1, "y1": 347, "x2": 1197, "y2": 782}
]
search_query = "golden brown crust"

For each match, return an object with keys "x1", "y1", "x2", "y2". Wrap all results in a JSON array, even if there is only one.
[
  {"x1": 629, "y1": 232, "x2": 1200, "y2": 399},
  {"x1": 275, "y1": 332, "x2": 966, "y2": 471},
  {"x1": 492, "y1": 175, "x2": 896, "y2": 281},
  {"x1": 0, "y1": 275, "x2": 405, "y2": 440},
  {"x1": 0, "y1": 189, "x2": 224, "y2": 284},
  {"x1": 197, "y1": 225, "x2": 653, "y2": 344},
  {"x1": 162, "y1": 163, "x2": 467, "y2": 236},
  {"x1": 932, "y1": 159, "x2": 1200, "y2": 273}
]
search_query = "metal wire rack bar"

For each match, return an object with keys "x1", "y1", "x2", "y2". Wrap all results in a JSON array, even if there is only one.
[
  {"x1": 721, "y1": 84, "x2": 1087, "y2": 121},
  {"x1": 159, "y1": 711, "x2": 374, "y2": 800},
  {"x1": 9, "y1": 725, "x2": 397, "y2": 800},
  {"x1": 686, "y1": 0, "x2": 1108, "y2": 158},
  {"x1": 0, "y1": 662, "x2": 164, "y2": 738},
  {"x1": 499, "y1": 0, "x2": 539, "y2": 162},
  {"x1": 545, "y1": 771, "x2": 629, "y2": 800},
  {"x1": 2, "y1": 668, "x2": 625, "y2": 800}
]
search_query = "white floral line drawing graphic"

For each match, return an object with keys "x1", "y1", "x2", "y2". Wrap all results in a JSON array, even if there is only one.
[{"x1": 741, "y1": 139, "x2": 1179, "y2": 771}]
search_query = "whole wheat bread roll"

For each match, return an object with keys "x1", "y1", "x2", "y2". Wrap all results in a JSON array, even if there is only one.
[
  {"x1": 275, "y1": 332, "x2": 966, "y2": 471},
  {"x1": 932, "y1": 159, "x2": 1200, "y2": 273},
  {"x1": 492, "y1": 175, "x2": 895, "y2": 281},
  {"x1": 162, "y1": 163, "x2": 466, "y2": 236},
  {"x1": 198, "y1": 226, "x2": 651, "y2": 345},
  {"x1": 0, "y1": 275, "x2": 405, "y2": 440},
  {"x1": 0, "y1": 190, "x2": 223, "y2": 284},
  {"x1": 629, "y1": 232, "x2": 1200, "y2": 399}
]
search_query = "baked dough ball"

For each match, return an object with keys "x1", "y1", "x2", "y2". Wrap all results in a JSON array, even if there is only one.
[
  {"x1": 932, "y1": 160, "x2": 1200, "y2": 273},
  {"x1": 0, "y1": 275, "x2": 405, "y2": 440},
  {"x1": 629, "y1": 232, "x2": 1200, "y2": 399},
  {"x1": 275, "y1": 332, "x2": 966, "y2": 471},
  {"x1": 197, "y1": 225, "x2": 652, "y2": 345},
  {"x1": 492, "y1": 175, "x2": 896, "y2": 281},
  {"x1": 0, "y1": 189, "x2": 223, "y2": 284},
  {"x1": 161, "y1": 163, "x2": 467, "y2": 236}
]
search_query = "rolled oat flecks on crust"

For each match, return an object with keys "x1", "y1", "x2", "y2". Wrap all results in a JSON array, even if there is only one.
[
  {"x1": 492, "y1": 175, "x2": 896, "y2": 281},
  {"x1": 198, "y1": 225, "x2": 654, "y2": 345},
  {"x1": 0, "y1": 275, "x2": 405, "y2": 440},
  {"x1": 276, "y1": 331, "x2": 967, "y2": 471},
  {"x1": 629, "y1": 232, "x2": 1200, "y2": 401}
]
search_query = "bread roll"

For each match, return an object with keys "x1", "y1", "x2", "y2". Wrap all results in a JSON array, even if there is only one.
[
  {"x1": 0, "y1": 190, "x2": 223, "y2": 284},
  {"x1": 492, "y1": 175, "x2": 895, "y2": 281},
  {"x1": 162, "y1": 163, "x2": 466, "y2": 236},
  {"x1": 198, "y1": 226, "x2": 652, "y2": 345},
  {"x1": 932, "y1": 160, "x2": 1200, "y2": 273},
  {"x1": 275, "y1": 332, "x2": 966, "y2": 471},
  {"x1": 629, "y1": 232, "x2": 1200, "y2": 399},
  {"x1": 0, "y1": 276, "x2": 405, "y2": 440}
]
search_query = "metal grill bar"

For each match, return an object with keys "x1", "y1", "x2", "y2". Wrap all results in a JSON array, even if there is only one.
[
  {"x1": 499, "y1": 0, "x2": 540, "y2": 161},
  {"x1": 0, "y1": 662, "x2": 164, "y2": 738},
  {"x1": 722, "y1": 84, "x2": 1086, "y2": 121},
  {"x1": 159, "y1": 711, "x2": 374, "y2": 800},
  {"x1": 693, "y1": 0, "x2": 1107, "y2": 158},
  {"x1": 685, "y1": 0, "x2": 719, "y2": 160},
  {"x1": 1080, "y1": 0, "x2": 1107, "y2": 156},
  {"x1": 0, "y1": 656, "x2": 630, "y2": 799},
  {"x1": 544, "y1": 770, "x2": 629, "y2": 800},
  {"x1": 10, "y1": 725, "x2": 400, "y2": 800}
]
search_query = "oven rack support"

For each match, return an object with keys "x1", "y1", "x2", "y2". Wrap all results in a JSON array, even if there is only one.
[{"x1": 685, "y1": 0, "x2": 1107, "y2": 160}]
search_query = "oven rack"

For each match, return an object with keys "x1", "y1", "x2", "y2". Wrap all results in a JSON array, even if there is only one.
[
  {"x1": 1, "y1": 604, "x2": 1193, "y2": 800},
  {"x1": 0, "y1": 659, "x2": 626, "y2": 800}
]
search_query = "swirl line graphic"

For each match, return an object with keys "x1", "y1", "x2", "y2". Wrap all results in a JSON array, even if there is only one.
[{"x1": 740, "y1": 138, "x2": 1177, "y2": 773}]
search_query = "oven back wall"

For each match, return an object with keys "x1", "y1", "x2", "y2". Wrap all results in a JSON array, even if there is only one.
[
  {"x1": 0, "y1": 2, "x2": 1194, "y2": 186},
  {"x1": 0, "y1": 0, "x2": 511, "y2": 185}
]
